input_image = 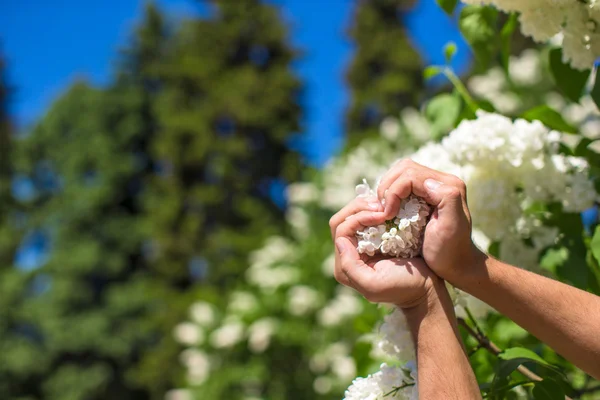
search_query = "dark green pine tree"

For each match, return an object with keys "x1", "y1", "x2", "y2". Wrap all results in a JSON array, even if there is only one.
[
  {"x1": 0, "y1": 52, "x2": 14, "y2": 266},
  {"x1": 1, "y1": 0, "x2": 304, "y2": 398},
  {"x1": 0, "y1": 51, "x2": 43, "y2": 398},
  {"x1": 345, "y1": 0, "x2": 424, "y2": 147},
  {"x1": 3, "y1": 6, "x2": 181, "y2": 399},
  {"x1": 144, "y1": 0, "x2": 303, "y2": 292}
]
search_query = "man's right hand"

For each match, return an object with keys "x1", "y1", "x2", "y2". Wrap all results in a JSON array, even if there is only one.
[{"x1": 376, "y1": 159, "x2": 484, "y2": 286}]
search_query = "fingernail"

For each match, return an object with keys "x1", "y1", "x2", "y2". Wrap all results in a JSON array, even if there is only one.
[
  {"x1": 335, "y1": 238, "x2": 346, "y2": 254},
  {"x1": 424, "y1": 179, "x2": 443, "y2": 191},
  {"x1": 368, "y1": 202, "x2": 380, "y2": 210}
]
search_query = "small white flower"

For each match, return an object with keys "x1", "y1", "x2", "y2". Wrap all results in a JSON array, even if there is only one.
[
  {"x1": 173, "y1": 322, "x2": 203, "y2": 346},
  {"x1": 189, "y1": 301, "x2": 216, "y2": 327},
  {"x1": 356, "y1": 191, "x2": 430, "y2": 258},
  {"x1": 209, "y1": 320, "x2": 245, "y2": 349}
]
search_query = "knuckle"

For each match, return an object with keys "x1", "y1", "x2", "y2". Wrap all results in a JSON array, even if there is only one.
[
  {"x1": 328, "y1": 215, "x2": 337, "y2": 230},
  {"x1": 453, "y1": 177, "x2": 467, "y2": 192},
  {"x1": 398, "y1": 158, "x2": 413, "y2": 168},
  {"x1": 333, "y1": 269, "x2": 345, "y2": 284},
  {"x1": 404, "y1": 167, "x2": 416, "y2": 178},
  {"x1": 447, "y1": 187, "x2": 462, "y2": 200}
]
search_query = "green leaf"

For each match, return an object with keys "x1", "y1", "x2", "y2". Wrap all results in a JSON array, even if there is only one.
[
  {"x1": 532, "y1": 379, "x2": 565, "y2": 400},
  {"x1": 545, "y1": 208, "x2": 591, "y2": 290},
  {"x1": 521, "y1": 105, "x2": 578, "y2": 134},
  {"x1": 424, "y1": 66, "x2": 442, "y2": 80},
  {"x1": 436, "y1": 0, "x2": 458, "y2": 15},
  {"x1": 500, "y1": 13, "x2": 518, "y2": 72},
  {"x1": 540, "y1": 247, "x2": 568, "y2": 274},
  {"x1": 592, "y1": 70, "x2": 600, "y2": 110},
  {"x1": 590, "y1": 226, "x2": 600, "y2": 265},
  {"x1": 478, "y1": 100, "x2": 495, "y2": 112},
  {"x1": 444, "y1": 41, "x2": 457, "y2": 64},
  {"x1": 499, "y1": 348, "x2": 549, "y2": 365},
  {"x1": 488, "y1": 241, "x2": 500, "y2": 258},
  {"x1": 549, "y1": 48, "x2": 591, "y2": 103},
  {"x1": 459, "y1": 6, "x2": 499, "y2": 70},
  {"x1": 425, "y1": 93, "x2": 461, "y2": 139}
]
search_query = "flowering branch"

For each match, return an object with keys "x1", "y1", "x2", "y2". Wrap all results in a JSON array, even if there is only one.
[{"x1": 457, "y1": 317, "x2": 573, "y2": 400}]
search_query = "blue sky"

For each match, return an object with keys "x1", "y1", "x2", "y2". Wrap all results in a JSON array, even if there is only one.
[{"x1": 0, "y1": 0, "x2": 469, "y2": 168}]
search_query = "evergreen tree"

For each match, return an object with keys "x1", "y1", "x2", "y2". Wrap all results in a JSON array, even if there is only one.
[
  {"x1": 0, "y1": 0, "x2": 304, "y2": 398},
  {"x1": 145, "y1": 0, "x2": 303, "y2": 291},
  {"x1": 2, "y1": 7, "x2": 178, "y2": 399},
  {"x1": 0, "y1": 52, "x2": 13, "y2": 264},
  {"x1": 345, "y1": 0, "x2": 423, "y2": 146}
]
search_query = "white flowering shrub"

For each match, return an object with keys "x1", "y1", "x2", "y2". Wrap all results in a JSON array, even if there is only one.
[
  {"x1": 168, "y1": 3, "x2": 600, "y2": 400},
  {"x1": 460, "y1": 0, "x2": 600, "y2": 70}
]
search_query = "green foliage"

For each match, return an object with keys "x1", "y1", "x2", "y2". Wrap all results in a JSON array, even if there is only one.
[
  {"x1": 345, "y1": 0, "x2": 424, "y2": 146},
  {"x1": 500, "y1": 13, "x2": 518, "y2": 71},
  {"x1": 459, "y1": 6, "x2": 499, "y2": 70},
  {"x1": 521, "y1": 105, "x2": 578, "y2": 134},
  {"x1": 0, "y1": 1, "x2": 304, "y2": 399},
  {"x1": 436, "y1": 0, "x2": 458, "y2": 15},
  {"x1": 424, "y1": 92, "x2": 461, "y2": 139},
  {"x1": 591, "y1": 71, "x2": 600, "y2": 111},
  {"x1": 532, "y1": 379, "x2": 565, "y2": 400},
  {"x1": 444, "y1": 41, "x2": 457, "y2": 64},
  {"x1": 549, "y1": 48, "x2": 591, "y2": 103}
]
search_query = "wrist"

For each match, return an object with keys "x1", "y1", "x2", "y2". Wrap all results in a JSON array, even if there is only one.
[
  {"x1": 445, "y1": 243, "x2": 489, "y2": 290},
  {"x1": 400, "y1": 277, "x2": 449, "y2": 320}
]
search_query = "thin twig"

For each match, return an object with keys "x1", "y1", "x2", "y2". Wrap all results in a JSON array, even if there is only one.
[{"x1": 457, "y1": 318, "x2": 573, "y2": 400}]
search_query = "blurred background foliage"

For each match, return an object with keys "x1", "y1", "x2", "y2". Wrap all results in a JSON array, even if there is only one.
[{"x1": 0, "y1": 0, "x2": 599, "y2": 400}]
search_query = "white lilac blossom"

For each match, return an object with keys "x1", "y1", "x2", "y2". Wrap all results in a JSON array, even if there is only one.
[
  {"x1": 227, "y1": 291, "x2": 259, "y2": 315},
  {"x1": 165, "y1": 389, "x2": 193, "y2": 400},
  {"x1": 248, "y1": 318, "x2": 278, "y2": 353},
  {"x1": 344, "y1": 363, "x2": 417, "y2": 400},
  {"x1": 460, "y1": 0, "x2": 600, "y2": 70},
  {"x1": 414, "y1": 111, "x2": 594, "y2": 242},
  {"x1": 346, "y1": 110, "x2": 595, "y2": 399},
  {"x1": 209, "y1": 319, "x2": 245, "y2": 349},
  {"x1": 322, "y1": 143, "x2": 395, "y2": 210},
  {"x1": 287, "y1": 285, "x2": 322, "y2": 316},
  {"x1": 173, "y1": 322, "x2": 204, "y2": 346},
  {"x1": 189, "y1": 301, "x2": 217, "y2": 327},
  {"x1": 318, "y1": 287, "x2": 364, "y2": 327},
  {"x1": 246, "y1": 236, "x2": 300, "y2": 290},
  {"x1": 375, "y1": 308, "x2": 415, "y2": 362},
  {"x1": 180, "y1": 349, "x2": 211, "y2": 386},
  {"x1": 355, "y1": 181, "x2": 430, "y2": 258}
]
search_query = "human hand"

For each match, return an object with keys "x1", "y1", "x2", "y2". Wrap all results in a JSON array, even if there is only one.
[
  {"x1": 375, "y1": 159, "x2": 484, "y2": 285},
  {"x1": 330, "y1": 199, "x2": 439, "y2": 308}
]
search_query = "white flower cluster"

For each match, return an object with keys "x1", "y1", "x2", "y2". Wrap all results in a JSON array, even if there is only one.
[
  {"x1": 344, "y1": 363, "x2": 417, "y2": 400},
  {"x1": 374, "y1": 308, "x2": 415, "y2": 362},
  {"x1": 414, "y1": 111, "x2": 595, "y2": 242},
  {"x1": 246, "y1": 236, "x2": 300, "y2": 291},
  {"x1": 461, "y1": 0, "x2": 600, "y2": 70},
  {"x1": 356, "y1": 184, "x2": 430, "y2": 258},
  {"x1": 321, "y1": 143, "x2": 397, "y2": 210},
  {"x1": 345, "y1": 111, "x2": 596, "y2": 400}
]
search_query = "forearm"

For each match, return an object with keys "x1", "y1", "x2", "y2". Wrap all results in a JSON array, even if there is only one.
[
  {"x1": 402, "y1": 278, "x2": 481, "y2": 399},
  {"x1": 459, "y1": 254, "x2": 600, "y2": 379}
]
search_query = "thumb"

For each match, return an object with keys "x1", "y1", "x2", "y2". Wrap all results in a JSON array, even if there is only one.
[{"x1": 335, "y1": 237, "x2": 373, "y2": 286}]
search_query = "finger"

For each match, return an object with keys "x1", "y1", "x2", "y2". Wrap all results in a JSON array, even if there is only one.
[
  {"x1": 333, "y1": 210, "x2": 387, "y2": 288},
  {"x1": 335, "y1": 210, "x2": 387, "y2": 240},
  {"x1": 376, "y1": 158, "x2": 410, "y2": 201},
  {"x1": 423, "y1": 179, "x2": 470, "y2": 224},
  {"x1": 335, "y1": 237, "x2": 375, "y2": 293},
  {"x1": 382, "y1": 166, "x2": 461, "y2": 220},
  {"x1": 329, "y1": 197, "x2": 383, "y2": 239}
]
